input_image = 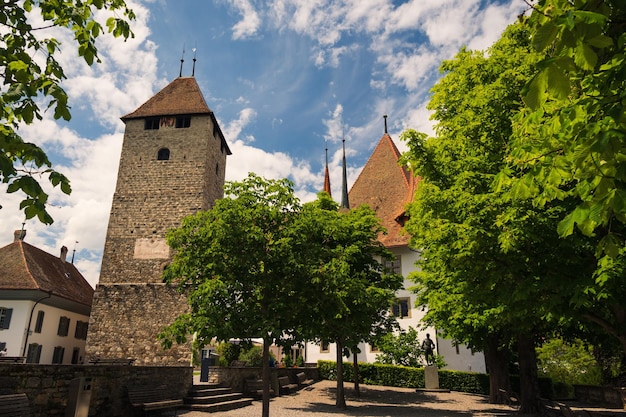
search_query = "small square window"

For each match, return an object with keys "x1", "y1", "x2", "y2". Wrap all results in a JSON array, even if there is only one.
[
  {"x1": 391, "y1": 298, "x2": 411, "y2": 318},
  {"x1": 383, "y1": 256, "x2": 402, "y2": 275},
  {"x1": 144, "y1": 117, "x2": 160, "y2": 130},
  {"x1": 176, "y1": 116, "x2": 191, "y2": 128},
  {"x1": 320, "y1": 341, "x2": 330, "y2": 353}
]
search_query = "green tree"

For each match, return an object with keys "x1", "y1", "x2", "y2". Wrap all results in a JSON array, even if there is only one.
[
  {"x1": 374, "y1": 326, "x2": 424, "y2": 368},
  {"x1": 402, "y1": 22, "x2": 597, "y2": 412},
  {"x1": 499, "y1": 0, "x2": 626, "y2": 357},
  {"x1": 301, "y1": 193, "x2": 402, "y2": 409},
  {"x1": 537, "y1": 338, "x2": 602, "y2": 389},
  {"x1": 502, "y1": 0, "x2": 626, "y2": 252},
  {"x1": 159, "y1": 174, "x2": 313, "y2": 417},
  {"x1": 1, "y1": 0, "x2": 135, "y2": 223}
]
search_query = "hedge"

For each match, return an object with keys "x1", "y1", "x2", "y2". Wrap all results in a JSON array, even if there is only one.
[{"x1": 318, "y1": 360, "x2": 554, "y2": 398}]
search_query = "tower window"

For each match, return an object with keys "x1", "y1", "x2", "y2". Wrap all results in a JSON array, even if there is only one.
[
  {"x1": 157, "y1": 148, "x2": 170, "y2": 161},
  {"x1": 176, "y1": 116, "x2": 191, "y2": 128},
  {"x1": 145, "y1": 117, "x2": 160, "y2": 130}
]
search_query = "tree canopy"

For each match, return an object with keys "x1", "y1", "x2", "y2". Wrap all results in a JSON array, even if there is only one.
[
  {"x1": 402, "y1": 22, "x2": 598, "y2": 411},
  {"x1": 160, "y1": 175, "x2": 401, "y2": 415},
  {"x1": 1, "y1": 0, "x2": 135, "y2": 223},
  {"x1": 500, "y1": 0, "x2": 626, "y2": 255}
]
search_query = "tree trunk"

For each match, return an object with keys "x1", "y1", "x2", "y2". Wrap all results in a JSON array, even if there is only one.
[
  {"x1": 352, "y1": 348, "x2": 360, "y2": 398},
  {"x1": 335, "y1": 339, "x2": 346, "y2": 409},
  {"x1": 262, "y1": 337, "x2": 271, "y2": 417},
  {"x1": 484, "y1": 334, "x2": 511, "y2": 404},
  {"x1": 517, "y1": 333, "x2": 540, "y2": 414}
]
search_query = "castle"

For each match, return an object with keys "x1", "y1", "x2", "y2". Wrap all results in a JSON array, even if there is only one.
[{"x1": 85, "y1": 76, "x2": 231, "y2": 365}]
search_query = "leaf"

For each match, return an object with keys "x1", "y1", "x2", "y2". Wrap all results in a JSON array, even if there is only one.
[
  {"x1": 546, "y1": 65, "x2": 570, "y2": 100},
  {"x1": 523, "y1": 69, "x2": 548, "y2": 110},
  {"x1": 574, "y1": 41, "x2": 597, "y2": 70},
  {"x1": 533, "y1": 21, "x2": 559, "y2": 52}
]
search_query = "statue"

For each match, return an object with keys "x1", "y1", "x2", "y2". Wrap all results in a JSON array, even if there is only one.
[{"x1": 421, "y1": 333, "x2": 436, "y2": 366}]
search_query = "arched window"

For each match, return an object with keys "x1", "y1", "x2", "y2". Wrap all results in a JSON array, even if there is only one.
[{"x1": 157, "y1": 148, "x2": 170, "y2": 160}]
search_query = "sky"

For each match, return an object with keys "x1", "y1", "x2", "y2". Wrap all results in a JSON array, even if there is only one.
[{"x1": 0, "y1": 0, "x2": 527, "y2": 287}]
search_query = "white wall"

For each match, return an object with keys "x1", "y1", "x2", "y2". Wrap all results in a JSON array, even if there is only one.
[
  {"x1": 304, "y1": 245, "x2": 486, "y2": 373},
  {"x1": 0, "y1": 299, "x2": 90, "y2": 364}
]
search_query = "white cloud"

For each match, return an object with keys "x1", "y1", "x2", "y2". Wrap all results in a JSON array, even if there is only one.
[{"x1": 227, "y1": 0, "x2": 262, "y2": 39}]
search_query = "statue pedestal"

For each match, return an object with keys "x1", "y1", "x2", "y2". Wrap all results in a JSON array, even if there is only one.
[{"x1": 424, "y1": 365, "x2": 439, "y2": 389}]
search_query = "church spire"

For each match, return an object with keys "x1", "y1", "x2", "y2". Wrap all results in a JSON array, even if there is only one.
[
  {"x1": 341, "y1": 135, "x2": 350, "y2": 209},
  {"x1": 323, "y1": 141, "x2": 332, "y2": 197}
]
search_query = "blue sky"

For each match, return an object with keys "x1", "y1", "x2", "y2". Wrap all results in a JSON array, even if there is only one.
[{"x1": 0, "y1": 0, "x2": 527, "y2": 286}]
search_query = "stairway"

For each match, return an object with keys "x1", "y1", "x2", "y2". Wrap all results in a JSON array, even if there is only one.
[{"x1": 184, "y1": 383, "x2": 253, "y2": 413}]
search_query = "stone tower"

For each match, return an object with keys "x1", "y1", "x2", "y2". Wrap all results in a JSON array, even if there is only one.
[{"x1": 86, "y1": 77, "x2": 231, "y2": 365}]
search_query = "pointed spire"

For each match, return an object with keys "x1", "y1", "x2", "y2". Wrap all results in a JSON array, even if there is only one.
[
  {"x1": 383, "y1": 114, "x2": 388, "y2": 134},
  {"x1": 341, "y1": 135, "x2": 350, "y2": 209},
  {"x1": 179, "y1": 45, "x2": 185, "y2": 77},
  {"x1": 323, "y1": 141, "x2": 332, "y2": 197},
  {"x1": 192, "y1": 47, "x2": 197, "y2": 77}
]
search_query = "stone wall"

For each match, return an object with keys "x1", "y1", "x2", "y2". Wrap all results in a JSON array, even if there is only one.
[
  {"x1": 85, "y1": 283, "x2": 191, "y2": 365},
  {"x1": 0, "y1": 364, "x2": 192, "y2": 417},
  {"x1": 99, "y1": 115, "x2": 227, "y2": 285},
  {"x1": 208, "y1": 366, "x2": 320, "y2": 394}
]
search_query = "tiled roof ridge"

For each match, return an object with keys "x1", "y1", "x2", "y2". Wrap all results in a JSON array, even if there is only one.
[
  {"x1": 121, "y1": 77, "x2": 212, "y2": 120},
  {"x1": 17, "y1": 241, "x2": 39, "y2": 288},
  {"x1": 350, "y1": 133, "x2": 409, "y2": 193}
]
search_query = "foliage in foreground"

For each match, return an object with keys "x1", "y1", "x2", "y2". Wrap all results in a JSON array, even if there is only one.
[{"x1": 1, "y1": 0, "x2": 135, "y2": 223}]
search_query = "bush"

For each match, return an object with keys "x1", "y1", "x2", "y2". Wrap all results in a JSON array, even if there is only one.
[
  {"x1": 216, "y1": 342, "x2": 241, "y2": 366},
  {"x1": 317, "y1": 360, "x2": 487, "y2": 393},
  {"x1": 239, "y1": 346, "x2": 264, "y2": 367}
]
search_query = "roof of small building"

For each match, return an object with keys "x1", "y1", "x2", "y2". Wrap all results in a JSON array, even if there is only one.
[
  {"x1": 348, "y1": 133, "x2": 418, "y2": 248},
  {"x1": 0, "y1": 240, "x2": 94, "y2": 308},
  {"x1": 121, "y1": 77, "x2": 211, "y2": 120}
]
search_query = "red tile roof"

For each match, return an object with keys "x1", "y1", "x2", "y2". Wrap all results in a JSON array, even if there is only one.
[
  {"x1": 348, "y1": 133, "x2": 418, "y2": 247},
  {"x1": 0, "y1": 241, "x2": 94, "y2": 308},
  {"x1": 122, "y1": 77, "x2": 212, "y2": 120}
]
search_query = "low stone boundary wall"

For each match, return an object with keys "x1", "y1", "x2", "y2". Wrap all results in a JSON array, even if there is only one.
[
  {"x1": 0, "y1": 364, "x2": 192, "y2": 417},
  {"x1": 208, "y1": 366, "x2": 319, "y2": 394},
  {"x1": 574, "y1": 384, "x2": 625, "y2": 409}
]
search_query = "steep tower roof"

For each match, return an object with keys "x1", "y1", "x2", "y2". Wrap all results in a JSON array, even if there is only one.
[
  {"x1": 323, "y1": 144, "x2": 332, "y2": 197},
  {"x1": 122, "y1": 77, "x2": 212, "y2": 120},
  {"x1": 0, "y1": 240, "x2": 94, "y2": 309},
  {"x1": 349, "y1": 133, "x2": 417, "y2": 247}
]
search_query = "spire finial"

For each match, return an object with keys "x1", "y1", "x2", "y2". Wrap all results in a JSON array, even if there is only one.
[
  {"x1": 341, "y1": 131, "x2": 350, "y2": 209},
  {"x1": 179, "y1": 45, "x2": 185, "y2": 77},
  {"x1": 383, "y1": 114, "x2": 388, "y2": 134},
  {"x1": 192, "y1": 46, "x2": 197, "y2": 77},
  {"x1": 323, "y1": 140, "x2": 332, "y2": 197}
]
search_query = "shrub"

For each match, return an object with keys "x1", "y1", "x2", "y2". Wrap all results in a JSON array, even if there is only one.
[{"x1": 239, "y1": 346, "x2": 264, "y2": 367}]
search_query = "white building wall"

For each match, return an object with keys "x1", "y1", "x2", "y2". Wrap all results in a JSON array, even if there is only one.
[
  {"x1": 304, "y1": 246, "x2": 486, "y2": 373},
  {"x1": 0, "y1": 298, "x2": 90, "y2": 364}
]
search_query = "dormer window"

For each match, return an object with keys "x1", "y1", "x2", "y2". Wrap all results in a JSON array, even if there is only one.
[
  {"x1": 145, "y1": 117, "x2": 160, "y2": 130},
  {"x1": 157, "y1": 148, "x2": 170, "y2": 160},
  {"x1": 176, "y1": 116, "x2": 191, "y2": 128}
]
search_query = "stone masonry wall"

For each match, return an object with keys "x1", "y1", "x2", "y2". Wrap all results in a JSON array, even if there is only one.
[
  {"x1": 0, "y1": 363, "x2": 192, "y2": 417},
  {"x1": 100, "y1": 115, "x2": 226, "y2": 285},
  {"x1": 85, "y1": 284, "x2": 191, "y2": 365}
]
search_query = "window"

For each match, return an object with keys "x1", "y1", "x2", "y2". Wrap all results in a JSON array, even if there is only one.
[
  {"x1": 144, "y1": 117, "x2": 160, "y2": 130},
  {"x1": 34, "y1": 310, "x2": 45, "y2": 333},
  {"x1": 370, "y1": 344, "x2": 379, "y2": 353},
  {"x1": 74, "y1": 321, "x2": 88, "y2": 340},
  {"x1": 52, "y1": 346, "x2": 65, "y2": 364},
  {"x1": 391, "y1": 298, "x2": 411, "y2": 318},
  {"x1": 57, "y1": 317, "x2": 70, "y2": 337},
  {"x1": 26, "y1": 343, "x2": 42, "y2": 363},
  {"x1": 383, "y1": 256, "x2": 402, "y2": 275},
  {"x1": 175, "y1": 116, "x2": 191, "y2": 128},
  {"x1": 0, "y1": 308, "x2": 12, "y2": 329},
  {"x1": 71, "y1": 348, "x2": 80, "y2": 364},
  {"x1": 157, "y1": 148, "x2": 170, "y2": 160},
  {"x1": 320, "y1": 341, "x2": 330, "y2": 353}
]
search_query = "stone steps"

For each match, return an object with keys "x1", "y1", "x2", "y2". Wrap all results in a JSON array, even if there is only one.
[{"x1": 184, "y1": 384, "x2": 253, "y2": 413}]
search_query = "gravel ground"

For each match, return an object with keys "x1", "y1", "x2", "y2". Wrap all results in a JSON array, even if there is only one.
[{"x1": 178, "y1": 380, "x2": 520, "y2": 417}]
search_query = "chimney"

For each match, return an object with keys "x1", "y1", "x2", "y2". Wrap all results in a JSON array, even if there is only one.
[
  {"x1": 14, "y1": 229, "x2": 26, "y2": 242},
  {"x1": 60, "y1": 246, "x2": 68, "y2": 263}
]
